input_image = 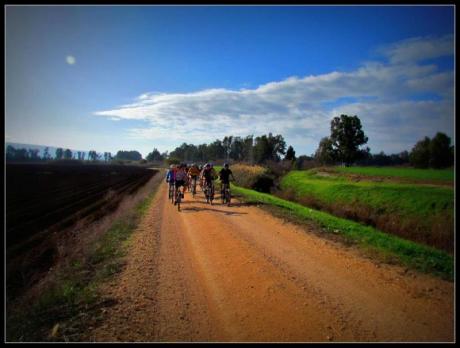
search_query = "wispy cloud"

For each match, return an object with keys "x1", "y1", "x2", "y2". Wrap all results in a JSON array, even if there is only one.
[
  {"x1": 94, "y1": 35, "x2": 454, "y2": 154},
  {"x1": 377, "y1": 34, "x2": 454, "y2": 64}
]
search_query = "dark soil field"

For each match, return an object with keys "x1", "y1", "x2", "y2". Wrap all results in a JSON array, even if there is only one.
[{"x1": 6, "y1": 163, "x2": 158, "y2": 298}]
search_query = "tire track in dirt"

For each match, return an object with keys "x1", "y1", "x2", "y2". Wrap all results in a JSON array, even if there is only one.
[{"x1": 90, "y1": 182, "x2": 454, "y2": 342}]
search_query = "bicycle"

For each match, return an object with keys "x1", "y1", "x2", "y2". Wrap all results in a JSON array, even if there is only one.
[
  {"x1": 168, "y1": 182, "x2": 175, "y2": 204},
  {"x1": 221, "y1": 182, "x2": 231, "y2": 206},
  {"x1": 204, "y1": 180, "x2": 214, "y2": 205},
  {"x1": 174, "y1": 185, "x2": 182, "y2": 211},
  {"x1": 190, "y1": 176, "x2": 198, "y2": 198}
]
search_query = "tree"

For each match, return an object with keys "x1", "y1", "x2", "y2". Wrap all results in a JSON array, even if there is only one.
[
  {"x1": 284, "y1": 146, "x2": 296, "y2": 161},
  {"x1": 229, "y1": 137, "x2": 245, "y2": 161},
  {"x1": 88, "y1": 150, "x2": 98, "y2": 161},
  {"x1": 253, "y1": 133, "x2": 286, "y2": 163},
  {"x1": 207, "y1": 140, "x2": 225, "y2": 161},
  {"x1": 146, "y1": 148, "x2": 163, "y2": 162},
  {"x1": 43, "y1": 147, "x2": 51, "y2": 160},
  {"x1": 295, "y1": 155, "x2": 316, "y2": 170},
  {"x1": 115, "y1": 150, "x2": 142, "y2": 161},
  {"x1": 64, "y1": 149, "x2": 73, "y2": 160},
  {"x1": 429, "y1": 132, "x2": 452, "y2": 168},
  {"x1": 5, "y1": 145, "x2": 26, "y2": 161},
  {"x1": 330, "y1": 114, "x2": 368, "y2": 166},
  {"x1": 28, "y1": 148, "x2": 40, "y2": 161},
  {"x1": 314, "y1": 137, "x2": 336, "y2": 165},
  {"x1": 409, "y1": 137, "x2": 431, "y2": 168},
  {"x1": 55, "y1": 148, "x2": 64, "y2": 160},
  {"x1": 222, "y1": 136, "x2": 234, "y2": 161},
  {"x1": 242, "y1": 135, "x2": 254, "y2": 164}
]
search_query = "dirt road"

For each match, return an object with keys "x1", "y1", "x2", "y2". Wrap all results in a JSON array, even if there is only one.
[{"x1": 89, "y1": 183, "x2": 454, "y2": 342}]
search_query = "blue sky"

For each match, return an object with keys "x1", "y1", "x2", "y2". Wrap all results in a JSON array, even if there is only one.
[{"x1": 5, "y1": 5, "x2": 455, "y2": 158}]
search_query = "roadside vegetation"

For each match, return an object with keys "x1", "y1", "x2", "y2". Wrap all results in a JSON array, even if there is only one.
[
  {"x1": 278, "y1": 169, "x2": 454, "y2": 253},
  {"x1": 334, "y1": 166, "x2": 454, "y2": 182},
  {"x1": 6, "y1": 175, "x2": 162, "y2": 342},
  {"x1": 232, "y1": 185, "x2": 453, "y2": 281}
]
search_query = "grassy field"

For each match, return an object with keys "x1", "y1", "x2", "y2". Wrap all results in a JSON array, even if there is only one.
[
  {"x1": 232, "y1": 185, "x2": 453, "y2": 281},
  {"x1": 334, "y1": 166, "x2": 454, "y2": 182},
  {"x1": 279, "y1": 168, "x2": 454, "y2": 253}
]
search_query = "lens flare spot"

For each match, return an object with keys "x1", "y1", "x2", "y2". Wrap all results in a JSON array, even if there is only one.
[{"x1": 66, "y1": 55, "x2": 76, "y2": 65}]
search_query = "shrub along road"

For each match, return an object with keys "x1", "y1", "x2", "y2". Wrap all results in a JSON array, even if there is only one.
[{"x1": 89, "y1": 182, "x2": 453, "y2": 342}]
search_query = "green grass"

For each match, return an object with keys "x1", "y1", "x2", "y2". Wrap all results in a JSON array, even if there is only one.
[
  {"x1": 281, "y1": 171, "x2": 454, "y2": 218},
  {"x1": 279, "y1": 171, "x2": 454, "y2": 253},
  {"x1": 6, "y1": 178, "x2": 161, "y2": 342},
  {"x1": 232, "y1": 185, "x2": 453, "y2": 280},
  {"x1": 334, "y1": 166, "x2": 454, "y2": 182}
]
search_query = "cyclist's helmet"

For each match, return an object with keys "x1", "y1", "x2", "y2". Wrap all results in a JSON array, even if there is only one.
[
  {"x1": 224, "y1": 163, "x2": 229, "y2": 168},
  {"x1": 205, "y1": 163, "x2": 211, "y2": 168},
  {"x1": 209, "y1": 163, "x2": 213, "y2": 168}
]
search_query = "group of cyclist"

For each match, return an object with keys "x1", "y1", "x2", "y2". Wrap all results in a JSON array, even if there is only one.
[{"x1": 165, "y1": 162, "x2": 235, "y2": 204}]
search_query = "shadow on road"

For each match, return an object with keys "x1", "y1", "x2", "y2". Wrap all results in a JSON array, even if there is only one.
[{"x1": 180, "y1": 205, "x2": 248, "y2": 216}]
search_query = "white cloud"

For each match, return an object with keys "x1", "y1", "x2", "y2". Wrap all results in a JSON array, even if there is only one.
[
  {"x1": 94, "y1": 35, "x2": 454, "y2": 155},
  {"x1": 377, "y1": 34, "x2": 454, "y2": 64}
]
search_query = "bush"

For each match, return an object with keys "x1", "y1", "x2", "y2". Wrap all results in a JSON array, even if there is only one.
[{"x1": 231, "y1": 164, "x2": 273, "y2": 193}]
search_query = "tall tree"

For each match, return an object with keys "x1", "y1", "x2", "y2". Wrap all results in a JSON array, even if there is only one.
[
  {"x1": 88, "y1": 150, "x2": 98, "y2": 161},
  {"x1": 28, "y1": 148, "x2": 40, "y2": 161},
  {"x1": 409, "y1": 137, "x2": 431, "y2": 168},
  {"x1": 314, "y1": 137, "x2": 336, "y2": 165},
  {"x1": 243, "y1": 135, "x2": 254, "y2": 164},
  {"x1": 55, "y1": 148, "x2": 64, "y2": 160},
  {"x1": 146, "y1": 148, "x2": 163, "y2": 162},
  {"x1": 284, "y1": 145, "x2": 296, "y2": 161},
  {"x1": 253, "y1": 133, "x2": 286, "y2": 163},
  {"x1": 429, "y1": 132, "x2": 453, "y2": 168},
  {"x1": 229, "y1": 137, "x2": 245, "y2": 161},
  {"x1": 222, "y1": 136, "x2": 233, "y2": 161},
  {"x1": 329, "y1": 114, "x2": 368, "y2": 166},
  {"x1": 43, "y1": 147, "x2": 51, "y2": 160},
  {"x1": 64, "y1": 149, "x2": 73, "y2": 160}
]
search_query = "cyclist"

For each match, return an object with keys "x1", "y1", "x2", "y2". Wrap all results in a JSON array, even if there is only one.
[
  {"x1": 199, "y1": 163, "x2": 208, "y2": 188},
  {"x1": 202, "y1": 163, "x2": 217, "y2": 200},
  {"x1": 188, "y1": 163, "x2": 201, "y2": 194},
  {"x1": 166, "y1": 164, "x2": 176, "y2": 200},
  {"x1": 174, "y1": 163, "x2": 188, "y2": 205},
  {"x1": 198, "y1": 164, "x2": 204, "y2": 190},
  {"x1": 166, "y1": 164, "x2": 175, "y2": 182},
  {"x1": 219, "y1": 163, "x2": 235, "y2": 196}
]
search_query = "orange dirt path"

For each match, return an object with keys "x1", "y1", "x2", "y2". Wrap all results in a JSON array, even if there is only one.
[{"x1": 89, "y1": 182, "x2": 454, "y2": 342}]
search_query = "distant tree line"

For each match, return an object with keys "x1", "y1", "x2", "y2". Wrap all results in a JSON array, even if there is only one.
[
  {"x1": 7, "y1": 116, "x2": 453, "y2": 170},
  {"x1": 167, "y1": 133, "x2": 291, "y2": 164},
  {"x1": 114, "y1": 150, "x2": 142, "y2": 161},
  {"x1": 313, "y1": 114, "x2": 454, "y2": 169},
  {"x1": 6, "y1": 145, "x2": 113, "y2": 163},
  {"x1": 408, "y1": 132, "x2": 454, "y2": 169}
]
